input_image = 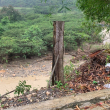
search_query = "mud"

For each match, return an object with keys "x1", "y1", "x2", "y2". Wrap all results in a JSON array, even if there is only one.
[{"x1": 0, "y1": 54, "x2": 74, "y2": 97}]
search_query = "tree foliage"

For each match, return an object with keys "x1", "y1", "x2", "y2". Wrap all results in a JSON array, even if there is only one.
[
  {"x1": 77, "y1": 0, "x2": 110, "y2": 23},
  {"x1": 0, "y1": 0, "x2": 76, "y2": 14},
  {"x1": 0, "y1": 6, "x2": 22, "y2": 22},
  {"x1": 0, "y1": 1, "x2": 102, "y2": 62}
]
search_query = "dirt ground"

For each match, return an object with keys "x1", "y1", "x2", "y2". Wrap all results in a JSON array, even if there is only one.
[
  {"x1": 0, "y1": 53, "x2": 75, "y2": 97},
  {"x1": 1, "y1": 43, "x2": 110, "y2": 110},
  {"x1": 0, "y1": 43, "x2": 104, "y2": 97}
]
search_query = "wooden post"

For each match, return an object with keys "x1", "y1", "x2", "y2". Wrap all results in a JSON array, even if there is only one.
[{"x1": 52, "y1": 21, "x2": 64, "y2": 85}]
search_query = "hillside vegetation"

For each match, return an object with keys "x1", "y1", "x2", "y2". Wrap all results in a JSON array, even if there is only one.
[{"x1": 0, "y1": 1, "x2": 102, "y2": 63}]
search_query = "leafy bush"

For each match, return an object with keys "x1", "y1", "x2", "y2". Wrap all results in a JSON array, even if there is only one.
[
  {"x1": 0, "y1": 6, "x2": 22, "y2": 22},
  {"x1": 22, "y1": 25, "x2": 43, "y2": 39},
  {"x1": 64, "y1": 36, "x2": 77, "y2": 50},
  {"x1": 25, "y1": 14, "x2": 41, "y2": 20},
  {"x1": 17, "y1": 25, "x2": 47, "y2": 56},
  {"x1": 43, "y1": 32, "x2": 53, "y2": 50},
  {"x1": 74, "y1": 33, "x2": 90, "y2": 46},
  {"x1": 3, "y1": 28, "x2": 24, "y2": 37},
  {"x1": 0, "y1": 25, "x2": 47, "y2": 62},
  {"x1": 1, "y1": 16, "x2": 10, "y2": 25},
  {"x1": 0, "y1": 26, "x2": 4, "y2": 36},
  {"x1": 0, "y1": 36, "x2": 15, "y2": 62},
  {"x1": 14, "y1": 80, "x2": 31, "y2": 96},
  {"x1": 7, "y1": 22, "x2": 26, "y2": 29}
]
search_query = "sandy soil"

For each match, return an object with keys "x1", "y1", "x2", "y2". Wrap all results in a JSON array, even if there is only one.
[{"x1": 0, "y1": 54, "x2": 74, "y2": 97}]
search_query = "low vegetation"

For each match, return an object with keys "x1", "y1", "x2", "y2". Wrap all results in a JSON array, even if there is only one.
[{"x1": 0, "y1": 1, "x2": 102, "y2": 63}]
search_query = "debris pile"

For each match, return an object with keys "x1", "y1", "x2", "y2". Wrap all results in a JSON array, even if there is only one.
[{"x1": 69, "y1": 50, "x2": 110, "y2": 93}]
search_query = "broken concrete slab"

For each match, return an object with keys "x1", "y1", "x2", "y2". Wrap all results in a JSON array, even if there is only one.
[{"x1": 6, "y1": 89, "x2": 110, "y2": 110}]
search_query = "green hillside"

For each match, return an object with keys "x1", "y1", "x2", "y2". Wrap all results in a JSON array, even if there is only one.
[
  {"x1": 0, "y1": 0, "x2": 75, "y2": 8},
  {"x1": 0, "y1": 0, "x2": 77, "y2": 14},
  {"x1": 0, "y1": 1, "x2": 101, "y2": 63}
]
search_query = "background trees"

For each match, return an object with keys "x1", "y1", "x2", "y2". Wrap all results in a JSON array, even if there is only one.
[
  {"x1": 0, "y1": 1, "x2": 102, "y2": 63},
  {"x1": 0, "y1": 6, "x2": 22, "y2": 22}
]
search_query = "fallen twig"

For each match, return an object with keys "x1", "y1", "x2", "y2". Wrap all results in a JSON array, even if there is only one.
[
  {"x1": 0, "y1": 89, "x2": 15, "y2": 99},
  {"x1": 76, "y1": 105, "x2": 80, "y2": 110}
]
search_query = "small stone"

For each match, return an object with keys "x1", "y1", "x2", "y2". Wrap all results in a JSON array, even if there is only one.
[
  {"x1": 9, "y1": 98, "x2": 12, "y2": 100},
  {"x1": 36, "y1": 99, "x2": 39, "y2": 102},
  {"x1": 14, "y1": 104, "x2": 16, "y2": 106},
  {"x1": 1, "y1": 98, "x2": 7, "y2": 102},
  {"x1": 10, "y1": 104, "x2": 13, "y2": 107},
  {"x1": 14, "y1": 98, "x2": 17, "y2": 101},
  {"x1": 80, "y1": 102, "x2": 91, "y2": 108},
  {"x1": 1, "y1": 74, "x2": 3, "y2": 77},
  {"x1": 12, "y1": 74, "x2": 16, "y2": 77},
  {"x1": 5, "y1": 103, "x2": 8, "y2": 106},
  {"x1": 30, "y1": 99, "x2": 32, "y2": 102},
  {"x1": 43, "y1": 65, "x2": 45, "y2": 67},
  {"x1": 49, "y1": 96, "x2": 54, "y2": 100},
  {"x1": 32, "y1": 93, "x2": 37, "y2": 96},
  {"x1": 26, "y1": 94, "x2": 32, "y2": 100},
  {"x1": 100, "y1": 97, "x2": 106, "y2": 100},
  {"x1": 46, "y1": 91, "x2": 50, "y2": 96}
]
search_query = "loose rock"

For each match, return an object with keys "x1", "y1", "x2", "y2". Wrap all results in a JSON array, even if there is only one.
[
  {"x1": 46, "y1": 91, "x2": 50, "y2": 96},
  {"x1": 1, "y1": 98, "x2": 7, "y2": 102},
  {"x1": 12, "y1": 74, "x2": 16, "y2": 77}
]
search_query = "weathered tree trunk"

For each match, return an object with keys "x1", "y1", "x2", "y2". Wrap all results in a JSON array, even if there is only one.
[{"x1": 52, "y1": 21, "x2": 64, "y2": 85}]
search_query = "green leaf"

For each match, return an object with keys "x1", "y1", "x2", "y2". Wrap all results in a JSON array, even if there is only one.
[
  {"x1": 58, "y1": 6, "x2": 64, "y2": 12},
  {"x1": 65, "y1": 6, "x2": 71, "y2": 11},
  {"x1": 93, "y1": 81, "x2": 98, "y2": 84}
]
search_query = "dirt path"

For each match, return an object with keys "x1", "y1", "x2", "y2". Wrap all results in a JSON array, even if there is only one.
[{"x1": 0, "y1": 54, "x2": 81, "y2": 97}]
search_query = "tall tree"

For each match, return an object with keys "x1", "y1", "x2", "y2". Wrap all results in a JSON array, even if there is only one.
[{"x1": 77, "y1": 0, "x2": 110, "y2": 24}]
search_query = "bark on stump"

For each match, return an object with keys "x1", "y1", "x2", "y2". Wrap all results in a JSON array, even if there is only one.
[{"x1": 52, "y1": 21, "x2": 64, "y2": 85}]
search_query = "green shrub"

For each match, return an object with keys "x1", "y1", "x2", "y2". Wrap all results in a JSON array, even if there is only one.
[
  {"x1": 74, "y1": 33, "x2": 90, "y2": 46},
  {"x1": 43, "y1": 32, "x2": 53, "y2": 50},
  {"x1": 1, "y1": 16, "x2": 10, "y2": 25},
  {"x1": 15, "y1": 38, "x2": 46, "y2": 57},
  {"x1": 64, "y1": 36, "x2": 77, "y2": 50},
  {"x1": 0, "y1": 26, "x2": 4, "y2": 36},
  {"x1": 14, "y1": 80, "x2": 31, "y2": 96},
  {"x1": 0, "y1": 36, "x2": 15, "y2": 62},
  {"x1": 0, "y1": 6, "x2": 22, "y2": 22},
  {"x1": 19, "y1": 25, "x2": 47, "y2": 56},
  {"x1": 3, "y1": 28, "x2": 24, "y2": 37},
  {"x1": 0, "y1": 25, "x2": 47, "y2": 62},
  {"x1": 25, "y1": 14, "x2": 41, "y2": 20},
  {"x1": 7, "y1": 22, "x2": 26, "y2": 29}
]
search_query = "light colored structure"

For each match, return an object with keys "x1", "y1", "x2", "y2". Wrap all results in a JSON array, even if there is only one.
[{"x1": 100, "y1": 29, "x2": 110, "y2": 45}]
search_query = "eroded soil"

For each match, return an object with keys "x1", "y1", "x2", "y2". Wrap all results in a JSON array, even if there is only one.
[{"x1": 0, "y1": 53, "x2": 76, "y2": 97}]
